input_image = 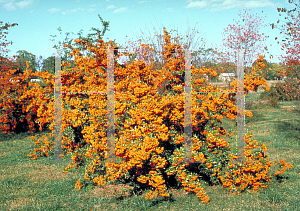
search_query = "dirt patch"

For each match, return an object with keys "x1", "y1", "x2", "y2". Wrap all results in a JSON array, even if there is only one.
[
  {"x1": 169, "y1": 187, "x2": 190, "y2": 197},
  {"x1": 81, "y1": 183, "x2": 190, "y2": 201},
  {"x1": 3, "y1": 187, "x2": 39, "y2": 210},
  {"x1": 1, "y1": 162, "x2": 71, "y2": 182},
  {"x1": 26, "y1": 164, "x2": 71, "y2": 182},
  {"x1": 281, "y1": 105, "x2": 300, "y2": 112},
  {"x1": 81, "y1": 183, "x2": 135, "y2": 200},
  {"x1": 17, "y1": 162, "x2": 69, "y2": 182},
  {"x1": 247, "y1": 99, "x2": 269, "y2": 107},
  {"x1": 5, "y1": 197, "x2": 32, "y2": 210}
]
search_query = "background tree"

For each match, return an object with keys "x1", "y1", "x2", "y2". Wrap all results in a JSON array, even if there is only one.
[
  {"x1": 40, "y1": 55, "x2": 55, "y2": 75},
  {"x1": 14, "y1": 50, "x2": 38, "y2": 75},
  {"x1": 270, "y1": 0, "x2": 300, "y2": 101},
  {"x1": 251, "y1": 57, "x2": 273, "y2": 80},
  {"x1": 0, "y1": 21, "x2": 18, "y2": 80},
  {"x1": 267, "y1": 63, "x2": 285, "y2": 80},
  {"x1": 49, "y1": 14, "x2": 119, "y2": 66},
  {"x1": 119, "y1": 18, "x2": 215, "y2": 70},
  {"x1": 273, "y1": 1, "x2": 300, "y2": 80},
  {"x1": 219, "y1": 62, "x2": 237, "y2": 74},
  {"x1": 0, "y1": 21, "x2": 18, "y2": 58},
  {"x1": 0, "y1": 21, "x2": 18, "y2": 81},
  {"x1": 214, "y1": 8, "x2": 269, "y2": 75},
  {"x1": 35, "y1": 55, "x2": 44, "y2": 72},
  {"x1": 118, "y1": 19, "x2": 219, "y2": 94}
]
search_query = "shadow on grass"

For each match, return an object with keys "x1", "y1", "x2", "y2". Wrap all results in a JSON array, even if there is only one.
[{"x1": 274, "y1": 119, "x2": 300, "y2": 141}]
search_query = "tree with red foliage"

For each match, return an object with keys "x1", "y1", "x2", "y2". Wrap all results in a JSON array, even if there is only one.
[
  {"x1": 0, "y1": 21, "x2": 19, "y2": 92},
  {"x1": 0, "y1": 21, "x2": 18, "y2": 73},
  {"x1": 270, "y1": 0, "x2": 300, "y2": 101},
  {"x1": 214, "y1": 8, "x2": 269, "y2": 76}
]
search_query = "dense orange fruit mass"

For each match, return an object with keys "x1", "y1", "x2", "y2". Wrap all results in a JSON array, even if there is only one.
[{"x1": 0, "y1": 30, "x2": 293, "y2": 203}]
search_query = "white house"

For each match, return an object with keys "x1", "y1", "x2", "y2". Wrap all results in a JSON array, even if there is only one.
[
  {"x1": 9, "y1": 78, "x2": 20, "y2": 83},
  {"x1": 9, "y1": 78, "x2": 42, "y2": 83},
  {"x1": 219, "y1": 73, "x2": 236, "y2": 82},
  {"x1": 30, "y1": 79, "x2": 42, "y2": 83},
  {"x1": 203, "y1": 74, "x2": 208, "y2": 81}
]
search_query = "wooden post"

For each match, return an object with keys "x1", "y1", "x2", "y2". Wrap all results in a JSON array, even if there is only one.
[{"x1": 236, "y1": 49, "x2": 245, "y2": 163}]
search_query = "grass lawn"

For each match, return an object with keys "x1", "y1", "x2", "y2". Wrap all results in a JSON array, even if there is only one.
[{"x1": 0, "y1": 85, "x2": 299, "y2": 210}]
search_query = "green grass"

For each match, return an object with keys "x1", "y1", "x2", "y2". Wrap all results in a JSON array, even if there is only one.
[{"x1": 0, "y1": 88, "x2": 299, "y2": 210}]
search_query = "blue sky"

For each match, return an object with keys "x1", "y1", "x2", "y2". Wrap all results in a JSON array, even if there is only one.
[{"x1": 0, "y1": 0, "x2": 297, "y2": 66}]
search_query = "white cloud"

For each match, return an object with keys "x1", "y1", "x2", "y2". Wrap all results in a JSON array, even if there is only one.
[
  {"x1": 220, "y1": 0, "x2": 239, "y2": 9},
  {"x1": 245, "y1": 0, "x2": 274, "y2": 8},
  {"x1": 3, "y1": 2, "x2": 16, "y2": 10},
  {"x1": 163, "y1": 7, "x2": 175, "y2": 12},
  {"x1": 106, "y1": 5, "x2": 115, "y2": 10},
  {"x1": 55, "y1": 5, "x2": 98, "y2": 15},
  {"x1": 16, "y1": 0, "x2": 32, "y2": 8},
  {"x1": 186, "y1": 1, "x2": 207, "y2": 9},
  {"x1": 62, "y1": 7, "x2": 84, "y2": 15},
  {"x1": 113, "y1": 7, "x2": 127, "y2": 13},
  {"x1": 209, "y1": 0, "x2": 275, "y2": 11},
  {"x1": 2, "y1": 0, "x2": 33, "y2": 11},
  {"x1": 87, "y1": 8, "x2": 96, "y2": 12},
  {"x1": 185, "y1": 0, "x2": 275, "y2": 12},
  {"x1": 223, "y1": 0, "x2": 237, "y2": 6},
  {"x1": 48, "y1": 7, "x2": 60, "y2": 13}
]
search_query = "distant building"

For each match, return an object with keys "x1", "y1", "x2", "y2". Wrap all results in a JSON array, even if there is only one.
[
  {"x1": 9, "y1": 78, "x2": 42, "y2": 83},
  {"x1": 9, "y1": 78, "x2": 20, "y2": 83},
  {"x1": 277, "y1": 76, "x2": 299, "y2": 81},
  {"x1": 30, "y1": 79, "x2": 42, "y2": 83},
  {"x1": 219, "y1": 73, "x2": 235, "y2": 82}
]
